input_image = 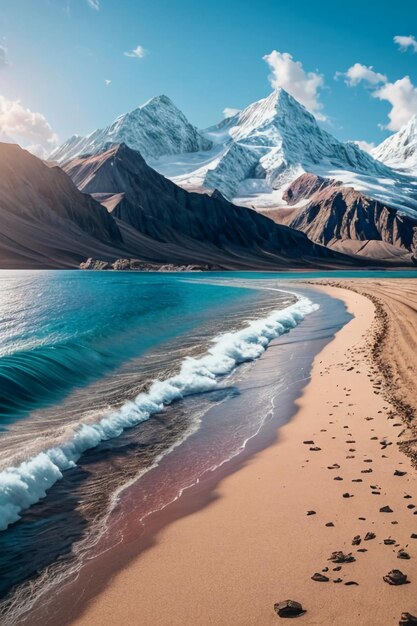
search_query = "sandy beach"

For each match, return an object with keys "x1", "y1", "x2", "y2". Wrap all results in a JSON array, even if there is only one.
[{"x1": 70, "y1": 280, "x2": 417, "y2": 626}]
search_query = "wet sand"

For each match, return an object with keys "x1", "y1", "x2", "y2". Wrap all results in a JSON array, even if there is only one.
[{"x1": 71, "y1": 281, "x2": 417, "y2": 626}]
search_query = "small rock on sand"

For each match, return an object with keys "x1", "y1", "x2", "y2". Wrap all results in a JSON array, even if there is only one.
[
  {"x1": 311, "y1": 573, "x2": 329, "y2": 582},
  {"x1": 364, "y1": 532, "x2": 376, "y2": 541},
  {"x1": 383, "y1": 570, "x2": 409, "y2": 585},
  {"x1": 398, "y1": 550, "x2": 411, "y2": 560},
  {"x1": 380, "y1": 506, "x2": 393, "y2": 513},
  {"x1": 399, "y1": 612, "x2": 417, "y2": 625},
  {"x1": 344, "y1": 581, "x2": 359, "y2": 586},
  {"x1": 274, "y1": 600, "x2": 306, "y2": 618},
  {"x1": 329, "y1": 551, "x2": 355, "y2": 563}
]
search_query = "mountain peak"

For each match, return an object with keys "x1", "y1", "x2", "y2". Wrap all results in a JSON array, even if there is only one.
[
  {"x1": 373, "y1": 114, "x2": 417, "y2": 170},
  {"x1": 197, "y1": 88, "x2": 392, "y2": 202},
  {"x1": 140, "y1": 94, "x2": 174, "y2": 109},
  {"x1": 50, "y1": 95, "x2": 212, "y2": 163}
]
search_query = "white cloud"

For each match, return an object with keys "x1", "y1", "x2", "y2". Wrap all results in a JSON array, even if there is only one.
[
  {"x1": 351, "y1": 140, "x2": 375, "y2": 154},
  {"x1": 373, "y1": 76, "x2": 417, "y2": 130},
  {"x1": 0, "y1": 45, "x2": 8, "y2": 67},
  {"x1": 87, "y1": 0, "x2": 100, "y2": 10},
  {"x1": 338, "y1": 59, "x2": 417, "y2": 131},
  {"x1": 223, "y1": 107, "x2": 240, "y2": 118},
  {"x1": 263, "y1": 50, "x2": 326, "y2": 120},
  {"x1": 124, "y1": 45, "x2": 147, "y2": 59},
  {"x1": 105, "y1": 79, "x2": 111, "y2": 86},
  {"x1": 0, "y1": 96, "x2": 58, "y2": 153},
  {"x1": 394, "y1": 35, "x2": 417, "y2": 53},
  {"x1": 340, "y1": 63, "x2": 387, "y2": 87}
]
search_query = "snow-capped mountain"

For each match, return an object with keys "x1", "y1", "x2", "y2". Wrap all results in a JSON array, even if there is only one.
[
  {"x1": 204, "y1": 89, "x2": 388, "y2": 196},
  {"x1": 153, "y1": 89, "x2": 417, "y2": 215},
  {"x1": 50, "y1": 95, "x2": 212, "y2": 163},
  {"x1": 373, "y1": 115, "x2": 417, "y2": 171}
]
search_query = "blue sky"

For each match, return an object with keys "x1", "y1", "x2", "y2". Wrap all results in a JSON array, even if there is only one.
[{"x1": 0, "y1": 0, "x2": 417, "y2": 155}]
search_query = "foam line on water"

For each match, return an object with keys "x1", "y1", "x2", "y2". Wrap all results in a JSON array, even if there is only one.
[{"x1": 0, "y1": 292, "x2": 318, "y2": 531}]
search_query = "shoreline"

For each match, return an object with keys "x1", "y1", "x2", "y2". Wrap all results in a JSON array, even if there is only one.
[
  {"x1": 14, "y1": 285, "x2": 345, "y2": 626},
  {"x1": 67, "y1": 281, "x2": 417, "y2": 625}
]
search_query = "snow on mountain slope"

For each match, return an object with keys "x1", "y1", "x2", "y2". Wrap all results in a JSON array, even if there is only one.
[
  {"x1": 50, "y1": 95, "x2": 212, "y2": 163},
  {"x1": 373, "y1": 115, "x2": 417, "y2": 171},
  {"x1": 152, "y1": 89, "x2": 417, "y2": 216}
]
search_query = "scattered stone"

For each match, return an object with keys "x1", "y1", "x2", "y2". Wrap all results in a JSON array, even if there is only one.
[
  {"x1": 404, "y1": 495, "x2": 412, "y2": 500},
  {"x1": 352, "y1": 479, "x2": 362, "y2": 483},
  {"x1": 329, "y1": 551, "x2": 355, "y2": 563},
  {"x1": 333, "y1": 578, "x2": 343, "y2": 583},
  {"x1": 333, "y1": 566, "x2": 342, "y2": 571},
  {"x1": 306, "y1": 511, "x2": 316, "y2": 516},
  {"x1": 325, "y1": 522, "x2": 335, "y2": 527},
  {"x1": 380, "y1": 506, "x2": 393, "y2": 513},
  {"x1": 357, "y1": 548, "x2": 368, "y2": 553},
  {"x1": 344, "y1": 581, "x2": 359, "y2": 586},
  {"x1": 352, "y1": 535, "x2": 361, "y2": 546},
  {"x1": 303, "y1": 441, "x2": 315, "y2": 445},
  {"x1": 334, "y1": 476, "x2": 343, "y2": 481},
  {"x1": 411, "y1": 534, "x2": 417, "y2": 539},
  {"x1": 398, "y1": 550, "x2": 411, "y2": 560},
  {"x1": 364, "y1": 532, "x2": 376, "y2": 541},
  {"x1": 274, "y1": 600, "x2": 306, "y2": 618},
  {"x1": 383, "y1": 569, "x2": 409, "y2": 585},
  {"x1": 399, "y1": 612, "x2": 417, "y2": 625},
  {"x1": 407, "y1": 505, "x2": 416, "y2": 510},
  {"x1": 311, "y1": 573, "x2": 329, "y2": 582},
  {"x1": 394, "y1": 470, "x2": 407, "y2": 477},
  {"x1": 361, "y1": 469, "x2": 373, "y2": 473},
  {"x1": 310, "y1": 447, "x2": 321, "y2": 452},
  {"x1": 384, "y1": 538, "x2": 396, "y2": 545},
  {"x1": 343, "y1": 493, "x2": 353, "y2": 498}
]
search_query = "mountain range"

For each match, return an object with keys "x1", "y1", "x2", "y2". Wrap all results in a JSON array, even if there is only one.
[
  {"x1": 1, "y1": 88, "x2": 417, "y2": 269},
  {"x1": 0, "y1": 142, "x2": 362, "y2": 269},
  {"x1": 51, "y1": 90, "x2": 417, "y2": 217}
]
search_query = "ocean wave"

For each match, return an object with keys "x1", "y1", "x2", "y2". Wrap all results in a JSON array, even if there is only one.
[{"x1": 0, "y1": 293, "x2": 318, "y2": 532}]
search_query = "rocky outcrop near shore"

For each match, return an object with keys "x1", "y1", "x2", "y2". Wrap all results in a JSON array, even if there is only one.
[{"x1": 80, "y1": 258, "x2": 218, "y2": 271}]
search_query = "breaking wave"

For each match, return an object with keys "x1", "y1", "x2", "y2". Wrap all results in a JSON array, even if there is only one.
[{"x1": 0, "y1": 293, "x2": 318, "y2": 532}]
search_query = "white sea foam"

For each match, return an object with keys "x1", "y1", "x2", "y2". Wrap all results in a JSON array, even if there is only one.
[{"x1": 0, "y1": 293, "x2": 318, "y2": 531}]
